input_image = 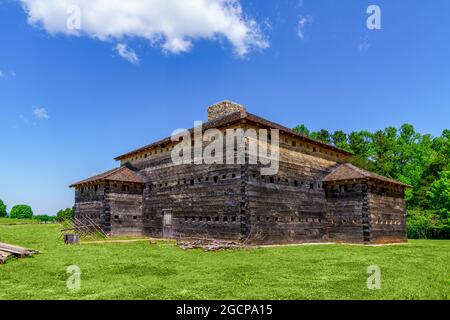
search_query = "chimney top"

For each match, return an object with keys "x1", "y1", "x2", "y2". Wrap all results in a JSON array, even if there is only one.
[{"x1": 207, "y1": 100, "x2": 246, "y2": 121}]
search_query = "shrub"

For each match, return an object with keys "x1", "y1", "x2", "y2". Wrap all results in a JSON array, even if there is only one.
[
  {"x1": 34, "y1": 215, "x2": 56, "y2": 222},
  {"x1": 9, "y1": 205, "x2": 33, "y2": 220},
  {"x1": 0, "y1": 200, "x2": 7, "y2": 217},
  {"x1": 407, "y1": 209, "x2": 449, "y2": 239},
  {"x1": 56, "y1": 208, "x2": 73, "y2": 222}
]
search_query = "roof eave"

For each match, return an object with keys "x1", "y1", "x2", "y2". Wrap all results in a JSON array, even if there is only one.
[
  {"x1": 114, "y1": 112, "x2": 353, "y2": 161},
  {"x1": 323, "y1": 177, "x2": 411, "y2": 188},
  {"x1": 70, "y1": 177, "x2": 144, "y2": 188},
  {"x1": 114, "y1": 113, "x2": 245, "y2": 161}
]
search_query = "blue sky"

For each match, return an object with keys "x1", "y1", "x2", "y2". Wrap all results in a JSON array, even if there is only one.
[{"x1": 1, "y1": 0, "x2": 449, "y2": 214}]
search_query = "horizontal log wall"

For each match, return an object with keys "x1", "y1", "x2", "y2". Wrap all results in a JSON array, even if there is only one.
[
  {"x1": 74, "y1": 183, "x2": 144, "y2": 235},
  {"x1": 325, "y1": 183, "x2": 366, "y2": 243},
  {"x1": 73, "y1": 201, "x2": 106, "y2": 231},
  {"x1": 73, "y1": 201, "x2": 104, "y2": 221},
  {"x1": 140, "y1": 158, "x2": 242, "y2": 240},
  {"x1": 74, "y1": 185, "x2": 107, "y2": 230},
  {"x1": 109, "y1": 192, "x2": 144, "y2": 236},
  {"x1": 245, "y1": 140, "x2": 338, "y2": 244},
  {"x1": 75, "y1": 184, "x2": 105, "y2": 203},
  {"x1": 368, "y1": 183, "x2": 407, "y2": 243}
]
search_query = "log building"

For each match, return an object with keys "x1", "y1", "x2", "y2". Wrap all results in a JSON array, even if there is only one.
[{"x1": 70, "y1": 101, "x2": 409, "y2": 244}]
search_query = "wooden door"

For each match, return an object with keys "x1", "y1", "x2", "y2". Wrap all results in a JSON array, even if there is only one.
[{"x1": 162, "y1": 209, "x2": 173, "y2": 238}]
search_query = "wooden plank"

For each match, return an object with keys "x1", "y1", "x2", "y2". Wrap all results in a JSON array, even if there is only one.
[
  {"x1": 0, "y1": 243, "x2": 27, "y2": 256},
  {"x1": 0, "y1": 250, "x2": 13, "y2": 264},
  {"x1": 0, "y1": 243, "x2": 39, "y2": 257}
]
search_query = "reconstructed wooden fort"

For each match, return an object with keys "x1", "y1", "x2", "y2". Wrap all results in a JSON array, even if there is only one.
[{"x1": 70, "y1": 101, "x2": 409, "y2": 244}]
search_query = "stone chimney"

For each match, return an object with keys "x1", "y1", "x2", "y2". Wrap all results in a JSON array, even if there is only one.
[{"x1": 207, "y1": 100, "x2": 246, "y2": 121}]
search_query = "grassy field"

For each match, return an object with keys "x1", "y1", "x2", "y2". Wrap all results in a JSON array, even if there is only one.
[
  {"x1": 0, "y1": 223, "x2": 448, "y2": 300},
  {"x1": 0, "y1": 218, "x2": 47, "y2": 225}
]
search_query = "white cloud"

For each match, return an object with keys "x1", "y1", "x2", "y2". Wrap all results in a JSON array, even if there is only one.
[
  {"x1": 0, "y1": 70, "x2": 17, "y2": 78},
  {"x1": 33, "y1": 107, "x2": 50, "y2": 119},
  {"x1": 115, "y1": 43, "x2": 139, "y2": 64},
  {"x1": 20, "y1": 0, "x2": 268, "y2": 57},
  {"x1": 297, "y1": 15, "x2": 313, "y2": 40},
  {"x1": 16, "y1": 107, "x2": 49, "y2": 127}
]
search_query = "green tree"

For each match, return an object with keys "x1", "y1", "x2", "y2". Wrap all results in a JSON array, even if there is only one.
[
  {"x1": 428, "y1": 129, "x2": 450, "y2": 174},
  {"x1": 311, "y1": 129, "x2": 332, "y2": 144},
  {"x1": 371, "y1": 127, "x2": 397, "y2": 177},
  {"x1": 427, "y1": 171, "x2": 450, "y2": 218},
  {"x1": 10, "y1": 205, "x2": 33, "y2": 219},
  {"x1": 293, "y1": 124, "x2": 310, "y2": 136},
  {"x1": 56, "y1": 208, "x2": 73, "y2": 222},
  {"x1": 347, "y1": 130, "x2": 375, "y2": 171},
  {"x1": 331, "y1": 130, "x2": 349, "y2": 150},
  {"x1": 0, "y1": 200, "x2": 7, "y2": 217}
]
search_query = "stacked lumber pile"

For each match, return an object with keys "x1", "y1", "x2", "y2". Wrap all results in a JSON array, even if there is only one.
[
  {"x1": 0, "y1": 242, "x2": 39, "y2": 264},
  {"x1": 177, "y1": 239, "x2": 243, "y2": 251}
]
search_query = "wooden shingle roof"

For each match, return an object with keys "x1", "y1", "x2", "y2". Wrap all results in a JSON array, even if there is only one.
[
  {"x1": 114, "y1": 109, "x2": 353, "y2": 161},
  {"x1": 70, "y1": 166, "x2": 144, "y2": 188},
  {"x1": 323, "y1": 163, "x2": 411, "y2": 187}
]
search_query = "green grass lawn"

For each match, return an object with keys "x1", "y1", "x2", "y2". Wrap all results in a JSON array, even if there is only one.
[{"x1": 0, "y1": 224, "x2": 448, "y2": 300}]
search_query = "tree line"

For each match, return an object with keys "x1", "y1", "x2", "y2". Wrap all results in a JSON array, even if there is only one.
[
  {"x1": 293, "y1": 124, "x2": 450, "y2": 239},
  {"x1": 0, "y1": 200, "x2": 73, "y2": 222}
]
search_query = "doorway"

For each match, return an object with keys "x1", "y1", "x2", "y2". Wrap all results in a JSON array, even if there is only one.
[{"x1": 162, "y1": 209, "x2": 173, "y2": 238}]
